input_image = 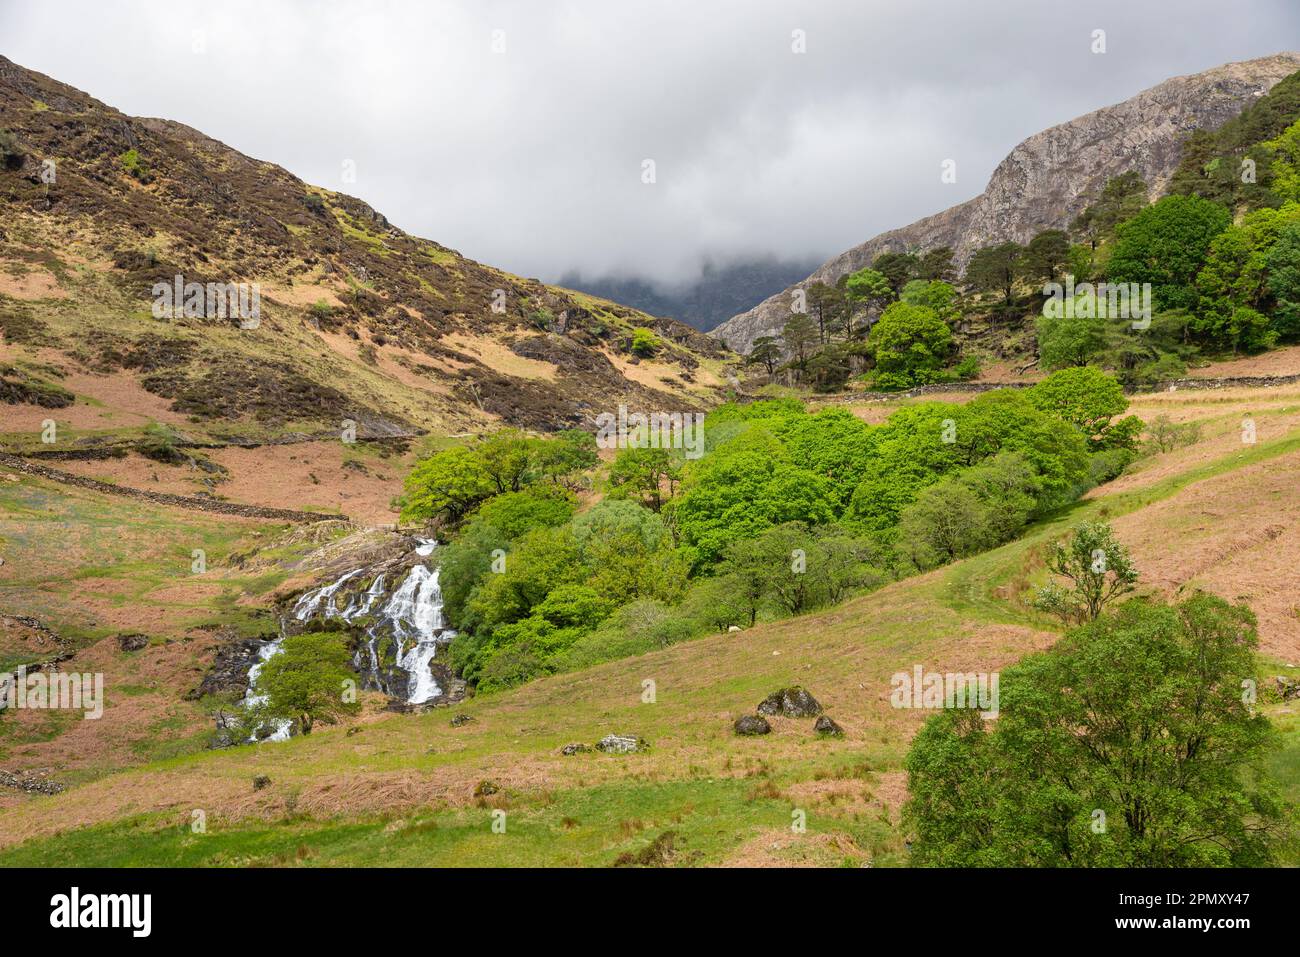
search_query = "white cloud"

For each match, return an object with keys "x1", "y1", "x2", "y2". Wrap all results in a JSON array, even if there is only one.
[{"x1": 2, "y1": 0, "x2": 1297, "y2": 284}]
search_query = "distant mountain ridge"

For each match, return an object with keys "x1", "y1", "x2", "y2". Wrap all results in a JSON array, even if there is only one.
[
  {"x1": 713, "y1": 53, "x2": 1300, "y2": 353},
  {"x1": 558, "y1": 256, "x2": 821, "y2": 332}
]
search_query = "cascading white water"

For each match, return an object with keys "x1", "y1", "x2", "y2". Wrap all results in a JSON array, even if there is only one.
[
  {"x1": 241, "y1": 640, "x2": 292, "y2": 742},
  {"x1": 241, "y1": 538, "x2": 454, "y2": 740}
]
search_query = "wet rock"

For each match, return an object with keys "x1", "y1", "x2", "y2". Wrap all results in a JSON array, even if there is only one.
[
  {"x1": 734, "y1": 715, "x2": 772, "y2": 736},
  {"x1": 252, "y1": 775, "x2": 271, "y2": 791},
  {"x1": 814, "y1": 715, "x2": 845, "y2": 738},
  {"x1": 560, "y1": 742, "x2": 591, "y2": 756},
  {"x1": 187, "y1": 635, "x2": 269, "y2": 700},
  {"x1": 115, "y1": 633, "x2": 149, "y2": 652},
  {"x1": 596, "y1": 733, "x2": 648, "y2": 754},
  {"x1": 757, "y1": 686, "x2": 823, "y2": 718}
]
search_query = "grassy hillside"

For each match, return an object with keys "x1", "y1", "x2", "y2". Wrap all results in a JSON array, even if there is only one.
[{"x1": 1, "y1": 380, "x2": 1296, "y2": 866}]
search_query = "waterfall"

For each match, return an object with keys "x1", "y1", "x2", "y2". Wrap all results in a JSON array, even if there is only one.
[{"x1": 241, "y1": 537, "x2": 455, "y2": 741}]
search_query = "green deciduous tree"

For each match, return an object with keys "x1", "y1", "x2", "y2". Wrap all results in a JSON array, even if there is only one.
[
  {"x1": 905, "y1": 594, "x2": 1288, "y2": 867},
  {"x1": 867, "y1": 301, "x2": 952, "y2": 387},
  {"x1": 1033, "y1": 520, "x2": 1138, "y2": 624},
  {"x1": 1107, "y1": 195, "x2": 1231, "y2": 312},
  {"x1": 400, "y1": 446, "x2": 495, "y2": 524},
  {"x1": 254, "y1": 632, "x2": 360, "y2": 735}
]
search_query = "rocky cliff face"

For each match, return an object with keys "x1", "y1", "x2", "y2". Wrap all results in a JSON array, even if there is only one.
[{"x1": 713, "y1": 53, "x2": 1300, "y2": 353}]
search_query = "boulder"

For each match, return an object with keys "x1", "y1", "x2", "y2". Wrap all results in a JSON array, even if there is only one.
[
  {"x1": 733, "y1": 714, "x2": 772, "y2": 736},
  {"x1": 813, "y1": 715, "x2": 845, "y2": 738},
  {"x1": 116, "y1": 633, "x2": 149, "y2": 652},
  {"x1": 450, "y1": 713, "x2": 475, "y2": 727},
  {"x1": 560, "y1": 742, "x2": 591, "y2": 756},
  {"x1": 757, "y1": 686, "x2": 823, "y2": 718},
  {"x1": 596, "y1": 733, "x2": 648, "y2": 754}
]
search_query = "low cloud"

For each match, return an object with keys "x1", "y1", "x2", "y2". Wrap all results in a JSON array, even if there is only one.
[{"x1": 3, "y1": 0, "x2": 1297, "y2": 284}]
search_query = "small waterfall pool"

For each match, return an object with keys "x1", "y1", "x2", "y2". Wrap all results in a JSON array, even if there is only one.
[{"x1": 242, "y1": 537, "x2": 456, "y2": 741}]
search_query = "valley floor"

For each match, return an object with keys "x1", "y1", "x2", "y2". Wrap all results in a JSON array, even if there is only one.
[{"x1": 1, "y1": 380, "x2": 1299, "y2": 865}]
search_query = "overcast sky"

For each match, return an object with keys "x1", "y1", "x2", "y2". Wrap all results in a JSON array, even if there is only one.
[{"x1": 2, "y1": 0, "x2": 1299, "y2": 286}]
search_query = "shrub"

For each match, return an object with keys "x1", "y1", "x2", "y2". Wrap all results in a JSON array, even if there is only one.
[{"x1": 630, "y1": 327, "x2": 660, "y2": 357}]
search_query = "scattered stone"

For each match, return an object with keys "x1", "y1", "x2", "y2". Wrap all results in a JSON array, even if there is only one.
[
  {"x1": 596, "y1": 733, "x2": 648, "y2": 754},
  {"x1": 813, "y1": 715, "x2": 845, "y2": 738},
  {"x1": 252, "y1": 775, "x2": 271, "y2": 791},
  {"x1": 346, "y1": 726, "x2": 362, "y2": 737},
  {"x1": 473, "y1": 780, "x2": 500, "y2": 797},
  {"x1": 1275, "y1": 676, "x2": 1300, "y2": 700},
  {"x1": 115, "y1": 633, "x2": 149, "y2": 652},
  {"x1": 757, "y1": 686, "x2": 823, "y2": 718},
  {"x1": 560, "y1": 742, "x2": 591, "y2": 756},
  {"x1": 0, "y1": 769, "x2": 64, "y2": 795},
  {"x1": 450, "y1": 713, "x2": 475, "y2": 727},
  {"x1": 734, "y1": 714, "x2": 772, "y2": 736}
]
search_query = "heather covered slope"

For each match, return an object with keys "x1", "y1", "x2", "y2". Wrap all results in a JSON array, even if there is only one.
[
  {"x1": 0, "y1": 54, "x2": 731, "y2": 448},
  {"x1": 1, "y1": 379, "x2": 1296, "y2": 866}
]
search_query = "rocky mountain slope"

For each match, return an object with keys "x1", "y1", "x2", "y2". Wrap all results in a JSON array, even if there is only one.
[
  {"x1": 0, "y1": 55, "x2": 730, "y2": 441},
  {"x1": 714, "y1": 53, "x2": 1300, "y2": 353}
]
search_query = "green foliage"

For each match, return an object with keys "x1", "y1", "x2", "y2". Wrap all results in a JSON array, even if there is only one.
[
  {"x1": 400, "y1": 446, "x2": 494, "y2": 524},
  {"x1": 629, "y1": 327, "x2": 660, "y2": 357},
  {"x1": 1168, "y1": 69, "x2": 1300, "y2": 210},
  {"x1": 118, "y1": 148, "x2": 151, "y2": 182},
  {"x1": 847, "y1": 391, "x2": 1091, "y2": 535},
  {"x1": 1107, "y1": 195, "x2": 1231, "y2": 312},
  {"x1": 905, "y1": 594, "x2": 1289, "y2": 866},
  {"x1": 1018, "y1": 229, "x2": 1071, "y2": 284},
  {"x1": 1265, "y1": 219, "x2": 1300, "y2": 339},
  {"x1": 607, "y1": 446, "x2": 682, "y2": 510},
  {"x1": 867, "y1": 302, "x2": 952, "y2": 387},
  {"x1": 844, "y1": 267, "x2": 893, "y2": 319},
  {"x1": 964, "y1": 242, "x2": 1023, "y2": 306},
  {"x1": 871, "y1": 251, "x2": 919, "y2": 294},
  {"x1": 781, "y1": 313, "x2": 819, "y2": 367},
  {"x1": 252, "y1": 632, "x2": 359, "y2": 735},
  {"x1": 1026, "y1": 367, "x2": 1141, "y2": 450},
  {"x1": 474, "y1": 485, "x2": 576, "y2": 539},
  {"x1": 899, "y1": 279, "x2": 959, "y2": 323},
  {"x1": 917, "y1": 246, "x2": 955, "y2": 282},
  {"x1": 669, "y1": 430, "x2": 838, "y2": 571},
  {"x1": 1070, "y1": 171, "x2": 1148, "y2": 250},
  {"x1": 746, "y1": 335, "x2": 783, "y2": 374},
  {"x1": 1035, "y1": 309, "x2": 1108, "y2": 369},
  {"x1": 1033, "y1": 520, "x2": 1138, "y2": 624},
  {"x1": 894, "y1": 452, "x2": 1039, "y2": 571},
  {"x1": 1143, "y1": 414, "x2": 1202, "y2": 454}
]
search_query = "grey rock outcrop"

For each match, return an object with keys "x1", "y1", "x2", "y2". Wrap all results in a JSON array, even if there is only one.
[
  {"x1": 757, "y1": 686, "x2": 824, "y2": 718},
  {"x1": 713, "y1": 53, "x2": 1300, "y2": 353}
]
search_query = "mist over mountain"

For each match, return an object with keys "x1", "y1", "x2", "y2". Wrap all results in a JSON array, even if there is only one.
[{"x1": 557, "y1": 256, "x2": 822, "y2": 332}]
